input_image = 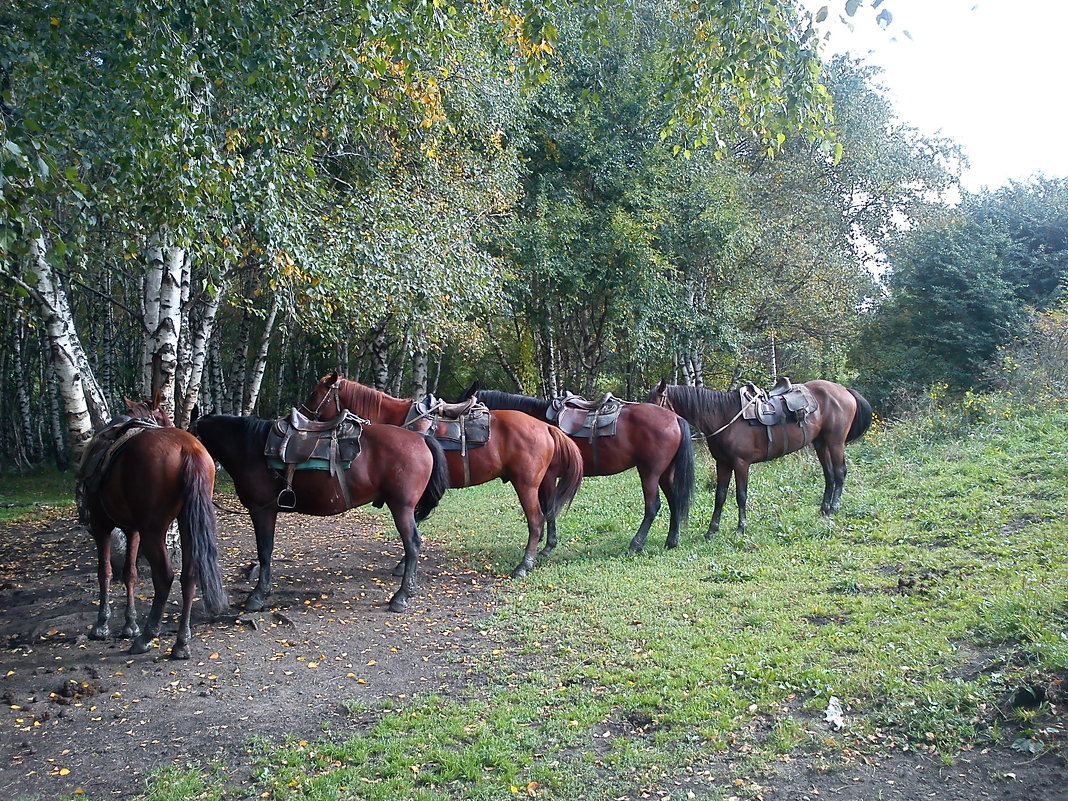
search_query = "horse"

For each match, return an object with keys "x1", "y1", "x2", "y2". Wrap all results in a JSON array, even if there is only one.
[
  {"x1": 301, "y1": 372, "x2": 584, "y2": 578},
  {"x1": 456, "y1": 383, "x2": 695, "y2": 554},
  {"x1": 79, "y1": 393, "x2": 227, "y2": 659},
  {"x1": 649, "y1": 379, "x2": 873, "y2": 537},
  {"x1": 190, "y1": 412, "x2": 449, "y2": 612}
]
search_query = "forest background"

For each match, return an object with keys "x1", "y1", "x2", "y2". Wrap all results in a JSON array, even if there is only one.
[{"x1": 3, "y1": 0, "x2": 1067, "y2": 471}]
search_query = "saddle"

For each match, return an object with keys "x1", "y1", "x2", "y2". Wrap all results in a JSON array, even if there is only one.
[
  {"x1": 546, "y1": 391, "x2": 624, "y2": 438},
  {"x1": 403, "y1": 394, "x2": 491, "y2": 452},
  {"x1": 739, "y1": 377, "x2": 818, "y2": 428},
  {"x1": 264, "y1": 407, "x2": 365, "y2": 509},
  {"x1": 75, "y1": 417, "x2": 161, "y2": 524}
]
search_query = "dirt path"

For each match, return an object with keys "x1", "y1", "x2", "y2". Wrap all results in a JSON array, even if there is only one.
[
  {"x1": 0, "y1": 499, "x2": 496, "y2": 800},
  {"x1": 1, "y1": 502, "x2": 1065, "y2": 801}
]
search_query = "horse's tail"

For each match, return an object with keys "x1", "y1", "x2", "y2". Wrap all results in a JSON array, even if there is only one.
[
  {"x1": 415, "y1": 433, "x2": 450, "y2": 522},
  {"x1": 668, "y1": 417, "x2": 695, "y2": 528},
  {"x1": 543, "y1": 427, "x2": 584, "y2": 520},
  {"x1": 846, "y1": 389, "x2": 874, "y2": 443},
  {"x1": 178, "y1": 448, "x2": 228, "y2": 616}
]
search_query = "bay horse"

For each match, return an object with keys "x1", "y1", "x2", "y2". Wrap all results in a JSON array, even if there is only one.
[
  {"x1": 457, "y1": 383, "x2": 695, "y2": 553},
  {"x1": 649, "y1": 379, "x2": 872, "y2": 537},
  {"x1": 301, "y1": 372, "x2": 584, "y2": 578},
  {"x1": 80, "y1": 394, "x2": 227, "y2": 659},
  {"x1": 190, "y1": 413, "x2": 448, "y2": 612}
]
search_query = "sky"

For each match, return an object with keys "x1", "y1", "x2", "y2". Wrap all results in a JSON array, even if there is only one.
[{"x1": 808, "y1": 0, "x2": 1068, "y2": 192}]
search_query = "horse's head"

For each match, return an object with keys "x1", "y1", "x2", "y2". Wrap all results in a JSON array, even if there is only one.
[
  {"x1": 124, "y1": 389, "x2": 174, "y2": 426},
  {"x1": 300, "y1": 370, "x2": 344, "y2": 421},
  {"x1": 648, "y1": 379, "x2": 673, "y2": 411}
]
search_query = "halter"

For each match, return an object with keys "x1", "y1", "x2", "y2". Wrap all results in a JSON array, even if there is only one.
[{"x1": 300, "y1": 381, "x2": 342, "y2": 421}]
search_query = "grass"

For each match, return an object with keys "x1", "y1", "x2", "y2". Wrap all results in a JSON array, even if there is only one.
[
  {"x1": 33, "y1": 394, "x2": 1068, "y2": 798},
  {"x1": 0, "y1": 467, "x2": 76, "y2": 524}
]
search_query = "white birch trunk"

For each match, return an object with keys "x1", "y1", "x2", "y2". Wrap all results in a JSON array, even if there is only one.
[
  {"x1": 242, "y1": 292, "x2": 281, "y2": 416},
  {"x1": 412, "y1": 349, "x2": 429, "y2": 399},
  {"x1": 176, "y1": 278, "x2": 226, "y2": 429},
  {"x1": 371, "y1": 328, "x2": 390, "y2": 391},
  {"x1": 141, "y1": 243, "x2": 185, "y2": 416},
  {"x1": 26, "y1": 236, "x2": 108, "y2": 463}
]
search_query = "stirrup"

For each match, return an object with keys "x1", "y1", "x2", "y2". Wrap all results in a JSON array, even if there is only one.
[{"x1": 277, "y1": 486, "x2": 296, "y2": 510}]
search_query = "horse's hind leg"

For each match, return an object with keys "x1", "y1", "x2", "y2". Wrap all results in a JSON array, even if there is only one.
[
  {"x1": 89, "y1": 522, "x2": 115, "y2": 640},
  {"x1": 386, "y1": 505, "x2": 422, "y2": 613},
  {"x1": 511, "y1": 484, "x2": 546, "y2": 579},
  {"x1": 628, "y1": 469, "x2": 662, "y2": 553},
  {"x1": 130, "y1": 529, "x2": 175, "y2": 655},
  {"x1": 537, "y1": 478, "x2": 558, "y2": 558},
  {"x1": 170, "y1": 530, "x2": 196, "y2": 659},
  {"x1": 733, "y1": 464, "x2": 751, "y2": 537},
  {"x1": 707, "y1": 460, "x2": 732, "y2": 539},
  {"x1": 120, "y1": 531, "x2": 142, "y2": 639},
  {"x1": 815, "y1": 443, "x2": 846, "y2": 515}
]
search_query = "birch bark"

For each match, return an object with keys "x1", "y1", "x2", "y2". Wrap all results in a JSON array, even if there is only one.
[{"x1": 242, "y1": 292, "x2": 281, "y2": 415}]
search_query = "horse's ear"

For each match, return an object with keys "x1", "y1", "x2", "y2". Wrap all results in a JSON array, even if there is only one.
[
  {"x1": 123, "y1": 396, "x2": 135, "y2": 410},
  {"x1": 190, "y1": 404, "x2": 200, "y2": 423},
  {"x1": 656, "y1": 378, "x2": 668, "y2": 393},
  {"x1": 327, "y1": 368, "x2": 341, "y2": 384}
]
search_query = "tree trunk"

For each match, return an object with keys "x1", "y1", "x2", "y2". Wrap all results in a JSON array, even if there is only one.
[
  {"x1": 229, "y1": 306, "x2": 252, "y2": 415},
  {"x1": 25, "y1": 236, "x2": 108, "y2": 464},
  {"x1": 370, "y1": 327, "x2": 390, "y2": 391},
  {"x1": 141, "y1": 240, "x2": 185, "y2": 416},
  {"x1": 45, "y1": 362, "x2": 69, "y2": 471},
  {"x1": 412, "y1": 349, "x2": 429, "y2": 399},
  {"x1": 176, "y1": 280, "x2": 224, "y2": 428},
  {"x1": 242, "y1": 292, "x2": 281, "y2": 415}
]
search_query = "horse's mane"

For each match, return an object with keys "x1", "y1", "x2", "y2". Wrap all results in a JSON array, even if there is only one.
[
  {"x1": 336, "y1": 378, "x2": 387, "y2": 419},
  {"x1": 197, "y1": 414, "x2": 273, "y2": 452},
  {"x1": 666, "y1": 385, "x2": 740, "y2": 429},
  {"x1": 475, "y1": 389, "x2": 550, "y2": 416}
]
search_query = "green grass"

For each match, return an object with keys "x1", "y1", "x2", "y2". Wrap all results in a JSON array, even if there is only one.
[
  {"x1": 48, "y1": 394, "x2": 1068, "y2": 798},
  {"x1": 0, "y1": 467, "x2": 77, "y2": 524}
]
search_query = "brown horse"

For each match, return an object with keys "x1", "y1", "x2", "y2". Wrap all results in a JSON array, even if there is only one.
[
  {"x1": 457, "y1": 384, "x2": 695, "y2": 553},
  {"x1": 301, "y1": 372, "x2": 584, "y2": 578},
  {"x1": 80, "y1": 395, "x2": 227, "y2": 659},
  {"x1": 191, "y1": 413, "x2": 449, "y2": 612},
  {"x1": 649, "y1": 379, "x2": 872, "y2": 537}
]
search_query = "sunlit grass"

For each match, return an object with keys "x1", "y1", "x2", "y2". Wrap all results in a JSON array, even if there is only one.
[{"x1": 91, "y1": 396, "x2": 1068, "y2": 799}]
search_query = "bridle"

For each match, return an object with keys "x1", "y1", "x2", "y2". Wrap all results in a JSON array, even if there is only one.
[{"x1": 299, "y1": 381, "x2": 342, "y2": 421}]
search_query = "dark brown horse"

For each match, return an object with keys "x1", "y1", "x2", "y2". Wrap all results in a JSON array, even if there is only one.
[
  {"x1": 80, "y1": 395, "x2": 227, "y2": 659},
  {"x1": 301, "y1": 372, "x2": 584, "y2": 578},
  {"x1": 191, "y1": 413, "x2": 448, "y2": 612},
  {"x1": 649, "y1": 379, "x2": 872, "y2": 537},
  {"x1": 457, "y1": 384, "x2": 695, "y2": 553}
]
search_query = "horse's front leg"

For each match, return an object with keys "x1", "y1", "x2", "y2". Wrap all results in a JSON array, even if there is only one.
[
  {"x1": 130, "y1": 531, "x2": 174, "y2": 655},
  {"x1": 387, "y1": 506, "x2": 422, "y2": 613},
  {"x1": 246, "y1": 509, "x2": 278, "y2": 612},
  {"x1": 89, "y1": 523, "x2": 115, "y2": 640},
  {"x1": 628, "y1": 470, "x2": 662, "y2": 553},
  {"x1": 120, "y1": 530, "x2": 142, "y2": 639},
  {"x1": 511, "y1": 484, "x2": 546, "y2": 579},
  {"x1": 706, "y1": 460, "x2": 732, "y2": 539}
]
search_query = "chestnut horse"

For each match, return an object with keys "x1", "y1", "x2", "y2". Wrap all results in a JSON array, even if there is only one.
[
  {"x1": 191, "y1": 413, "x2": 448, "y2": 612},
  {"x1": 301, "y1": 372, "x2": 584, "y2": 578},
  {"x1": 80, "y1": 395, "x2": 226, "y2": 659},
  {"x1": 457, "y1": 384, "x2": 695, "y2": 553},
  {"x1": 649, "y1": 379, "x2": 872, "y2": 537}
]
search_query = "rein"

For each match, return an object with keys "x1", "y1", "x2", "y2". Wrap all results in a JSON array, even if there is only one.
[{"x1": 657, "y1": 387, "x2": 755, "y2": 439}]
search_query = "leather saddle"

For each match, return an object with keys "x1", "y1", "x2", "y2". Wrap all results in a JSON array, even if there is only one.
[
  {"x1": 546, "y1": 391, "x2": 624, "y2": 438},
  {"x1": 75, "y1": 416, "x2": 162, "y2": 524},
  {"x1": 265, "y1": 407, "x2": 365, "y2": 469},
  {"x1": 264, "y1": 407, "x2": 365, "y2": 510},
  {"x1": 739, "y1": 378, "x2": 818, "y2": 428},
  {"x1": 403, "y1": 394, "x2": 490, "y2": 452}
]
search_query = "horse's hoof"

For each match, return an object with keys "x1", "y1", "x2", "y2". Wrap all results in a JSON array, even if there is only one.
[
  {"x1": 121, "y1": 624, "x2": 141, "y2": 639},
  {"x1": 510, "y1": 565, "x2": 530, "y2": 579},
  {"x1": 245, "y1": 595, "x2": 265, "y2": 613},
  {"x1": 537, "y1": 548, "x2": 555, "y2": 559},
  {"x1": 704, "y1": 531, "x2": 717, "y2": 541},
  {"x1": 89, "y1": 625, "x2": 110, "y2": 641},
  {"x1": 129, "y1": 636, "x2": 153, "y2": 655},
  {"x1": 169, "y1": 644, "x2": 191, "y2": 660},
  {"x1": 626, "y1": 544, "x2": 644, "y2": 555},
  {"x1": 388, "y1": 596, "x2": 409, "y2": 613},
  {"x1": 665, "y1": 537, "x2": 680, "y2": 549}
]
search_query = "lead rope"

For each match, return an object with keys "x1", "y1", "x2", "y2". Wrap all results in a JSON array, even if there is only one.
[{"x1": 705, "y1": 397, "x2": 757, "y2": 438}]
